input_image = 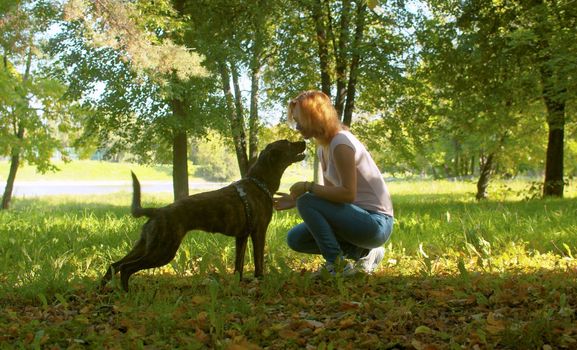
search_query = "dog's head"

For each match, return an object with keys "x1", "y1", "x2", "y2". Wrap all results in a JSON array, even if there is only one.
[
  {"x1": 249, "y1": 139, "x2": 307, "y2": 177},
  {"x1": 263, "y1": 139, "x2": 307, "y2": 166}
]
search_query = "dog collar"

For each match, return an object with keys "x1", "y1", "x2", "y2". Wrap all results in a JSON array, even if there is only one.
[
  {"x1": 248, "y1": 177, "x2": 272, "y2": 199},
  {"x1": 233, "y1": 178, "x2": 271, "y2": 231},
  {"x1": 232, "y1": 178, "x2": 271, "y2": 207}
]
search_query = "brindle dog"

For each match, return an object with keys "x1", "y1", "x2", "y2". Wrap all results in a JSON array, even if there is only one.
[{"x1": 100, "y1": 140, "x2": 306, "y2": 291}]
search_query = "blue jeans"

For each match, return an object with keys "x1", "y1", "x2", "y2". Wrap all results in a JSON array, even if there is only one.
[{"x1": 286, "y1": 193, "x2": 394, "y2": 264}]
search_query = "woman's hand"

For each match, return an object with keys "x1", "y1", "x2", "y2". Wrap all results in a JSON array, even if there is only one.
[
  {"x1": 290, "y1": 181, "x2": 309, "y2": 199},
  {"x1": 273, "y1": 192, "x2": 296, "y2": 211},
  {"x1": 274, "y1": 180, "x2": 311, "y2": 211}
]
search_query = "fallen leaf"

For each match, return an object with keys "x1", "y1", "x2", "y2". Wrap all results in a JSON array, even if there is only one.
[
  {"x1": 486, "y1": 312, "x2": 506, "y2": 334},
  {"x1": 191, "y1": 295, "x2": 208, "y2": 305},
  {"x1": 415, "y1": 325, "x2": 433, "y2": 334},
  {"x1": 412, "y1": 339, "x2": 425, "y2": 350},
  {"x1": 304, "y1": 319, "x2": 324, "y2": 329},
  {"x1": 227, "y1": 340, "x2": 262, "y2": 350},
  {"x1": 340, "y1": 301, "x2": 361, "y2": 310},
  {"x1": 278, "y1": 328, "x2": 299, "y2": 340},
  {"x1": 338, "y1": 315, "x2": 357, "y2": 329}
]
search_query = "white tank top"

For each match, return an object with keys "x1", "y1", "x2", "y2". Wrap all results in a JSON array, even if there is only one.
[{"x1": 319, "y1": 131, "x2": 394, "y2": 217}]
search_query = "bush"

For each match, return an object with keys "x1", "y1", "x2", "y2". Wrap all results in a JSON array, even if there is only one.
[{"x1": 190, "y1": 132, "x2": 240, "y2": 182}]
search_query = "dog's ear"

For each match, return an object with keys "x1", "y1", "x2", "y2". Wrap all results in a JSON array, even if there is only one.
[
  {"x1": 264, "y1": 148, "x2": 281, "y2": 168},
  {"x1": 247, "y1": 156, "x2": 258, "y2": 170}
]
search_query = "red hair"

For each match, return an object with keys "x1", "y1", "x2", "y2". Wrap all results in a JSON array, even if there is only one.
[{"x1": 287, "y1": 90, "x2": 342, "y2": 145}]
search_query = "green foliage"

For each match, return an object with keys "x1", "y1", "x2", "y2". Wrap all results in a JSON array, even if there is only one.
[
  {"x1": 49, "y1": 22, "x2": 225, "y2": 163},
  {"x1": 3, "y1": 0, "x2": 576, "y2": 202},
  {"x1": 63, "y1": 0, "x2": 207, "y2": 81},
  {"x1": 403, "y1": 0, "x2": 577, "y2": 191},
  {"x1": 190, "y1": 131, "x2": 240, "y2": 182},
  {"x1": 0, "y1": 0, "x2": 85, "y2": 173},
  {"x1": 49, "y1": 0, "x2": 230, "y2": 174}
]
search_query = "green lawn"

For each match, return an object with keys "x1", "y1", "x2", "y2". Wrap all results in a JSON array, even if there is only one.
[
  {"x1": 0, "y1": 160, "x2": 178, "y2": 182},
  {"x1": 1, "y1": 168, "x2": 576, "y2": 349},
  {"x1": 0, "y1": 159, "x2": 311, "y2": 187}
]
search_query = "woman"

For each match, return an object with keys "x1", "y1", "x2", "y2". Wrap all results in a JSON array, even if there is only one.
[{"x1": 274, "y1": 90, "x2": 394, "y2": 275}]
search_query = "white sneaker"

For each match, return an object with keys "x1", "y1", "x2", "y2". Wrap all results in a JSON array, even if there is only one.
[
  {"x1": 312, "y1": 260, "x2": 356, "y2": 278},
  {"x1": 356, "y1": 247, "x2": 385, "y2": 274},
  {"x1": 311, "y1": 263, "x2": 336, "y2": 278}
]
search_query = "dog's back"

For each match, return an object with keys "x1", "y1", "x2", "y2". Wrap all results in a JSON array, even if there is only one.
[{"x1": 132, "y1": 172, "x2": 255, "y2": 236}]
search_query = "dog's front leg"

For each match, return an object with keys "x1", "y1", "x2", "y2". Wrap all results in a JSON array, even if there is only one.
[
  {"x1": 251, "y1": 229, "x2": 266, "y2": 278},
  {"x1": 234, "y1": 235, "x2": 249, "y2": 280}
]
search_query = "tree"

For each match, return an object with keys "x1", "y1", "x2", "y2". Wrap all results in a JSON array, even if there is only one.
[
  {"x1": 1, "y1": 0, "x2": 83, "y2": 209},
  {"x1": 268, "y1": 0, "x2": 377, "y2": 127},
  {"x1": 414, "y1": 3, "x2": 537, "y2": 197},
  {"x1": 60, "y1": 0, "x2": 209, "y2": 200},
  {"x1": 418, "y1": 0, "x2": 576, "y2": 198},
  {"x1": 181, "y1": 0, "x2": 287, "y2": 176},
  {"x1": 259, "y1": 0, "x2": 413, "y2": 181},
  {"x1": 522, "y1": 0, "x2": 577, "y2": 197}
]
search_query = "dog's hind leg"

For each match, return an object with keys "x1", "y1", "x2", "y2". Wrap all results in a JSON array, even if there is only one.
[
  {"x1": 100, "y1": 238, "x2": 147, "y2": 288},
  {"x1": 118, "y1": 238, "x2": 182, "y2": 291},
  {"x1": 234, "y1": 235, "x2": 249, "y2": 280}
]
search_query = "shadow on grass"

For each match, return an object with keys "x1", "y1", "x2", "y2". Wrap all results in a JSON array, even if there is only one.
[
  {"x1": 2, "y1": 190, "x2": 577, "y2": 348},
  {"x1": 7, "y1": 193, "x2": 175, "y2": 217},
  {"x1": 101, "y1": 266, "x2": 577, "y2": 349},
  {"x1": 4, "y1": 263, "x2": 576, "y2": 349}
]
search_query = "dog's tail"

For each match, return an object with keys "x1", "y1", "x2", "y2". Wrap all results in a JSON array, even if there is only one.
[{"x1": 131, "y1": 171, "x2": 158, "y2": 218}]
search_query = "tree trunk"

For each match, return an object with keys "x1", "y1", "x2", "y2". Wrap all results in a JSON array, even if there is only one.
[
  {"x1": 219, "y1": 62, "x2": 249, "y2": 177},
  {"x1": 231, "y1": 63, "x2": 245, "y2": 129},
  {"x1": 249, "y1": 59, "x2": 261, "y2": 167},
  {"x1": 248, "y1": 2, "x2": 268, "y2": 168},
  {"x1": 310, "y1": 0, "x2": 333, "y2": 183},
  {"x1": 170, "y1": 99, "x2": 189, "y2": 200},
  {"x1": 541, "y1": 74, "x2": 565, "y2": 197},
  {"x1": 536, "y1": 18, "x2": 566, "y2": 197},
  {"x1": 334, "y1": 0, "x2": 351, "y2": 119},
  {"x1": 453, "y1": 139, "x2": 461, "y2": 178},
  {"x1": 542, "y1": 98, "x2": 565, "y2": 197},
  {"x1": 1, "y1": 152, "x2": 20, "y2": 210},
  {"x1": 343, "y1": 0, "x2": 367, "y2": 127},
  {"x1": 169, "y1": 0, "x2": 190, "y2": 200},
  {"x1": 311, "y1": 0, "x2": 332, "y2": 96},
  {"x1": 2, "y1": 44, "x2": 32, "y2": 210},
  {"x1": 1, "y1": 124, "x2": 24, "y2": 210},
  {"x1": 172, "y1": 130, "x2": 189, "y2": 200},
  {"x1": 476, "y1": 153, "x2": 494, "y2": 200}
]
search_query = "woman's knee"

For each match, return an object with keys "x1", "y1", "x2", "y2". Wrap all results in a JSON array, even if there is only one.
[
  {"x1": 286, "y1": 223, "x2": 308, "y2": 251},
  {"x1": 286, "y1": 230, "x2": 299, "y2": 250},
  {"x1": 296, "y1": 193, "x2": 325, "y2": 215}
]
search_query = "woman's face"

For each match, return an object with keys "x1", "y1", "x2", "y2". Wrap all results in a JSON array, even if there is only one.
[{"x1": 292, "y1": 107, "x2": 315, "y2": 140}]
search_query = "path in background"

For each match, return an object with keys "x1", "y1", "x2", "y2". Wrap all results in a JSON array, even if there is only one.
[{"x1": 2, "y1": 181, "x2": 228, "y2": 196}]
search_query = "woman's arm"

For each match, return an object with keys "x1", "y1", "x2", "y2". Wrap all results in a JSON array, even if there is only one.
[{"x1": 291, "y1": 144, "x2": 357, "y2": 203}]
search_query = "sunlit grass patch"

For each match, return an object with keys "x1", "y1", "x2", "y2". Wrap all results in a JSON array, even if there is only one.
[{"x1": 1, "y1": 180, "x2": 577, "y2": 349}]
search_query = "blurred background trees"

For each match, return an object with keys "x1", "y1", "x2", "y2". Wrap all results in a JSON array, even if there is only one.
[{"x1": 1, "y1": 0, "x2": 575, "y2": 206}]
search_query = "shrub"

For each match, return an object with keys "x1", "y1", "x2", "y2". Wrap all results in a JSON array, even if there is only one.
[{"x1": 190, "y1": 132, "x2": 240, "y2": 182}]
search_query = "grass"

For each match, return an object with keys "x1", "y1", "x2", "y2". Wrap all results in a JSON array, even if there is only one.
[
  {"x1": 0, "y1": 159, "x2": 312, "y2": 184},
  {"x1": 1, "y1": 172, "x2": 577, "y2": 348},
  {"x1": 0, "y1": 160, "x2": 179, "y2": 182}
]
